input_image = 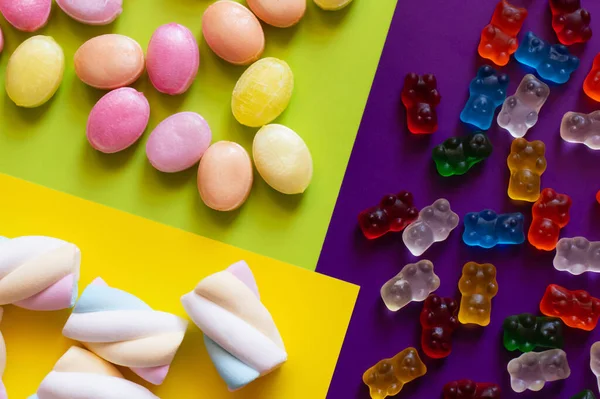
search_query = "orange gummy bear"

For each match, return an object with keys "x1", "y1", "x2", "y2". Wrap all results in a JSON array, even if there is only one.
[
  {"x1": 458, "y1": 262, "x2": 498, "y2": 326},
  {"x1": 478, "y1": 0, "x2": 528, "y2": 66},
  {"x1": 584, "y1": 54, "x2": 600, "y2": 102}
]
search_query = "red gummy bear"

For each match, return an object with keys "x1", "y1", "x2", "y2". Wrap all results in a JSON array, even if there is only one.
[
  {"x1": 443, "y1": 380, "x2": 501, "y2": 399},
  {"x1": 528, "y1": 188, "x2": 572, "y2": 251},
  {"x1": 420, "y1": 294, "x2": 459, "y2": 359},
  {"x1": 358, "y1": 192, "x2": 418, "y2": 239},
  {"x1": 401, "y1": 73, "x2": 441, "y2": 134},
  {"x1": 549, "y1": 0, "x2": 592, "y2": 45},
  {"x1": 584, "y1": 54, "x2": 600, "y2": 102},
  {"x1": 540, "y1": 284, "x2": 600, "y2": 331},
  {"x1": 478, "y1": 0, "x2": 528, "y2": 66}
]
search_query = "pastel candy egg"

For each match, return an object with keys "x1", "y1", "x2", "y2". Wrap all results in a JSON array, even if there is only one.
[
  {"x1": 197, "y1": 141, "x2": 253, "y2": 211},
  {"x1": 75, "y1": 34, "x2": 145, "y2": 90},
  {"x1": 6, "y1": 36, "x2": 65, "y2": 108},
  {"x1": 0, "y1": 26, "x2": 3, "y2": 53},
  {"x1": 147, "y1": 23, "x2": 199, "y2": 95},
  {"x1": 232, "y1": 57, "x2": 294, "y2": 127},
  {"x1": 202, "y1": 1, "x2": 265, "y2": 65},
  {"x1": 314, "y1": 0, "x2": 353, "y2": 10},
  {"x1": 146, "y1": 112, "x2": 212, "y2": 173},
  {"x1": 87, "y1": 88, "x2": 150, "y2": 153},
  {"x1": 247, "y1": 0, "x2": 306, "y2": 28},
  {"x1": 253, "y1": 124, "x2": 313, "y2": 194},
  {"x1": 56, "y1": 0, "x2": 123, "y2": 25},
  {"x1": 0, "y1": 0, "x2": 51, "y2": 32}
]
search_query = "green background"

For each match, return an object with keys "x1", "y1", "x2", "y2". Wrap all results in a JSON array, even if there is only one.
[{"x1": 0, "y1": 0, "x2": 396, "y2": 270}]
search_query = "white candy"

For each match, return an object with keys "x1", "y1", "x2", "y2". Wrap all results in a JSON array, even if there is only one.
[{"x1": 402, "y1": 199, "x2": 459, "y2": 256}]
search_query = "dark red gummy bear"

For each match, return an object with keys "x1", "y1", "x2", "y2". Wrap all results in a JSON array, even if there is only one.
[
  {"x1": 540, "y1": 284, "x2": 600, "y2": 331},
  {"x1": 401, "y1": 73, "x2": 441, "y2": 134},
  {"x1": 357, "y1": 191, "x2": 418, "y2": 239},
  {"x1": 528, "y1": 188, "x2": 572, "y2": 251},
  {"x1": 549, "y1": 0, "x2": 592, "y2": 45},
  {"x1": 443, "y1": 379, "x2": 501, "y2": 399},
  {"x1": 420, "y1": 294, "x2": 459, "y2": 359}
]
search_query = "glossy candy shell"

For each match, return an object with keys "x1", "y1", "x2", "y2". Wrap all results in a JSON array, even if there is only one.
[
  {"x1": 56, "y1": 0, "x2": 123, "y2": 25},
  {"x1": 247, "y1": 0, "x2": 306, "y2": 28},
  {"x1": 0, "y1": 0, "x2": 51, "y2": 32}
]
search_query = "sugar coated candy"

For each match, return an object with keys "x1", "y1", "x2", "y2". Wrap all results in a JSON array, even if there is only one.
[
  {"x1": 592, "y1": 342, "x2": 600, "y2": 393},
  {"x1": 540, "y1": 284, "x2": 600, "y2": 330},
  {"x1": 507, "y1": 138, "x2": 547, "y2": 202},
  {"x1": 56, "y1": 0, "x2": 123, "y2": 25},
  {"x1": 0, "y1": 0, "x2": 50, "y2": 32},
  {"x1": 554, "y1": 237, "x2": 600, "y2": 275},
  {"x1": 585, "y1": 54, "x2": 600, "y2": 102},
  {"x1": 6, "y1": 36, "x2": 65, "y2": 108},
  {"x1": 497, "y1": 74, "x2": 550, "y2": 138},
  {"x1": 432, "y1": 132, "x2": 492, "y2": 177},
  {"x1": 380, "y1": 260, "x2": 441, "y2": 312},
  {"x1": 507, "y1": 349, "x2": 570, "y2": 392},
  {"x1": 529, "y1": 188, "x2": 572, "y2": 251},
  {"x1": 503, "y1": 313, "x2": 564, "y2": 352},
  {"x1": 458, "y1": 262, "x2": 498, "y2": 326},
  {"x1": 232, "y1": 57, "x2": 294, "y2": 127},
  {"x1": 247, "y1": 0, "x2": 306, "y2": 27},
  {"x1": 460, "y1": 65, "x2": 509, "y2": 130},
  {"x1": 514, "y1": 32, "x2": 580, "y2": 84},
  {"x1": 362, "y1": 347, "x2": 427, "y2": 399},
  {"x1": 560, "y1": 111, "x2": 600, "y2": 150},
  {"x1": 420, "y1": 295, "x2": 458, "y2": 359},
  {"x1": 549, "y1": 0, "x2": 592, "y2": 45},
  {"x1": 314, "y1": 0, "x2": 353, "y2": 10},
  {"x1": 358, "y1": 191, "x2": 419, "y2": 239},
  {"x1": 572, "y1": 390, "x2": 597, "y2": 399},
  {"x1": 402, "y1": 198, "x2": 459, "y2": 256},
  {"x1": 401, "y1": 73, "x2": 441, "y2": 134},
  {"x1": 442, "y1": 379, "x2": 501, "y2": 399},
  {"x1": 478, "y1": 0, "x2": 528, "y2": 66},
  {"x1": 463, "y1": 209, "x2": 525, "y2": 248}
]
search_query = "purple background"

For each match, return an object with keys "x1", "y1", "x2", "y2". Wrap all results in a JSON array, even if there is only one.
[{"x1": 317, "y1": 0, "x2": 600, "y2": 398}]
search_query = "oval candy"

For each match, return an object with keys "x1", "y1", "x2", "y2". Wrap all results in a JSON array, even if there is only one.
[
  {"x1": 247, "y1": 0, "x2": 306, "y2": 28},
  {"x1": 147, "y1": 23, "x2": 199, "y2": 95},
  {"x1": 0, "y1": 0, "x2": 51, "y2": 32},
  {"x1": 6, "y1": 36, "x2": 65, "y2": 108},
  {"x1": 146, "y1": 112, "x2": 212, "y2": 173},
  {"x1": 197, "y1": 141, "x2": 253, "y2": 211},
  {"x1": 253, "y1": 124, "x2": 313, "y2": 194},
  {"x1": 202, "y1": 1, "x2": 265, "y2": 65},
  {"x1": 56, "y1": 0, "x2": 123, "y2": 25},
  {"x1": 232, "y1": 57, "x2": 294, "y2": 127},
  {"x1": 0, "y1": 26, "x2": 5, "y2": 53},
  {"x1": 314, "y1": 0, "x2": 353, "y2": 10},
  {"x1": 75, "y1": 34, "x2": 145, "y2": 90},
  {"x1": 87, "y1": 88, "x2": 150, "y2": 154}
]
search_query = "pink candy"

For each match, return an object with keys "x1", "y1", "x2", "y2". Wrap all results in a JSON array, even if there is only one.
[
  {"x1": 87, "y1": 88, "x2": 150, "y2": 154},
  {"x1": 56, "y1": 0, "x2": 123, "y2": 25},
  {"x1": 147, "y1": 23, "x2": 200, "y2": 96},
  {"x1": 0, "y1": 0, "x2": 51, "y2": 32}
]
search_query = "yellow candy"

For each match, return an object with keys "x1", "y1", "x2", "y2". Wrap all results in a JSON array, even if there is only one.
[
  {"x1": 314, "y1": 0, "x2": 354, "y2": 11},
  {"x1": 6, "y1": 35, "x2": 65, "y2": 108},
  {"x1": 232, "y1": 57, "x2": 294, "y2": 128}
]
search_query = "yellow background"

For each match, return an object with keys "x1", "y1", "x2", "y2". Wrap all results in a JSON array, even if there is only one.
[{"x1": 0, "y1": 174, "x2": 359, "y2": 398}]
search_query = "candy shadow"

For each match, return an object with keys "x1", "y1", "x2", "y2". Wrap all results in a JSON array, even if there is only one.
[
  {"x1": 310, "y1": 0, "x2": 354, "y2": 28},
  {"x1": 44, "y1": 6, "x2": 117, "y2": 41},
  {"x1": 194, "y1": 190, "x2": 242, "y2": 227},
  {"x1": 132, "y1": 74, "x2": 191, "y2": 117},
  {"x1": 79, "y1": 132, "x2": 141, "y2": 171},
  {"x1": 1, "y1": 93, "x2": 56, "y2": 136},
  {"x1": 140, "y1": 159, "x2": 197, "y2": 191}
]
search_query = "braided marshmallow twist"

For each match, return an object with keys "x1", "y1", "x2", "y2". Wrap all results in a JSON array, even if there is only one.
[{"x1": 0, "y1": 309, "x2": 6, "y2": 399}]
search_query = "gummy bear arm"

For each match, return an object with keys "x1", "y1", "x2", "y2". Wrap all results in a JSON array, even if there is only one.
[{"x1": 526, "y1": 111, "x2": 538, "y2": 126}]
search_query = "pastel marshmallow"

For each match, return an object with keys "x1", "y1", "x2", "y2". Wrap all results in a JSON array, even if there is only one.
[
  {"x1": 56, "y1": 0, "x2": 123, "y2": 25},
  {"x1": 0, "y1": 309, "x2": 5, "y2": 399},
  {"x1": 0, "y1": 0, "x2": 51, "y2": 32}
]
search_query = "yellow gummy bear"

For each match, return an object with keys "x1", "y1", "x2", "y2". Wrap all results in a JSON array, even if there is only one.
[
  {"x1": 458, "y1": 262, "x2": 498, "y2": 326},
  {"x1": 362, "y1": 347, "x2": 427, "y2": 399},
  {"x1": 507, "y1": 138, "x2": 547, "y2": 202}
]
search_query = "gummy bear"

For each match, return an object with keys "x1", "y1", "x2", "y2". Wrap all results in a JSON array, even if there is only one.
[
  {"x1": 507, "y1": 138, "x2": 547, "y2": 202},
  {"x1": 514, "y1": 32, "x2": 580, "y2": 84},
  {"x1": 463, "y1": 209, "x2": 525, "y2": 248},
  {"x1": 420, "y1": 294, "x2": 458, "y2": 359},
  {"x1": 539, "y1": 284, "x2": 600, "y2": 330},
  {"x1": 549, "y1": 0, "x2": 592, "y2": 45},
  {"x1": 585, "y1": 54, "x2": 600, "y2": 102},
  {"x1": 442, "y1": 379, "x2": 501, "y2": 399},
  {"x1": 358, "y1": 192, "x2": 419, "y2": 239},
  {"x1": 528, "y1": 188, "x2": 572, "y2": 251},
  {"x1": 458, "y1": 262, "x2": 498, "y2": 326},
  {"x1": 401, "y1": 73, "x2": 441, "y2": 134},
  {"x1": 572, "y1": 390, "x2": 597, "y2": 399},
  {"x1": 597, "y1": 190, "x2": 600, "y2": 204},
  {"x1": 362, "y1": 347, "x2": 427, "y2": 399},
  {"x1": 380, "y1": 260, "x2": 440, "y2": 312},
  {"x1": 432, "y1": 132, "x2": 493, "y2": 177},
  {"x1": 478, "y1": 0, "x2": 528, "y2": 66},
  {"x1": 497, "y1": 74, "x2": 550, "y2": 138},
  {"x1": 503, "y1": 313, "x2": 564, "y2": 352},
  {"x1": 560, "y1": 111, "x2": 600, "y2": 150},
  {"x1": 553, "y1": 237, "x2": 600, "y2": 275},
  {"x1": 460, "y1": 65, "x2": 509, "y2": 130},
  {"x1": 507, "y1": 349, "x2": 571, "y2": 393},
  {"x1": 591, "y1": 342, "x2": 600, "y2": 393},
  {"x1": 402, "y1": 198, "x2": 459, "y2": 256}
]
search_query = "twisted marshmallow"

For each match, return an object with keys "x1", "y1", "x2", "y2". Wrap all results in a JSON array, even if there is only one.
[
  {"x1": 0, "y1": 309, "x2": 6, "y2": 399},
  {"x1": 29, "y1": 346, "x2": 158, "y2": 399},
  {"x1": 181, "y1": 261, "x2": 287, "y2": 391},
  {"x1": 63, "y1": 278, "x2": 188, "y2": 385}
]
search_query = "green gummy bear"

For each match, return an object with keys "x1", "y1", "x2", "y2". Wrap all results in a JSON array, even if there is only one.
[
  {"x1": 502, "y1": 313, "x2": 564, "y2": 352},
  {"x1": 432, "y1": 132, "x2": 492, "y2": 177},
  {"x1": 571, "y1": 390, "x2": 596, "y2": 399}
]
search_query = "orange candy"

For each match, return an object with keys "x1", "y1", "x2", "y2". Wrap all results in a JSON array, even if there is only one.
[
  {"x1": 584, "y1": 54, "x2": 600, "y2": 102},
  {"x1": 478, "y1": 0, "x2": 528, "y2": 66}
]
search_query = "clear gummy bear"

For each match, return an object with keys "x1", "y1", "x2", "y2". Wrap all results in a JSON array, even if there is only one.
[
  {"x1": 402, "y1": 198, "x2": 459, "y2": 256},
  {"x1": 507, "y1": 349, "x2": 571, "y2": 393},
  {"x1": 560, "y1": 111, "x2": 600, "y2": 150},
  {"x1": 380, "y1": 260, "x2": 441, "y2": 311},
  {"x1": 591, "y1": 342, "x2": 600, "y2": 393},
  {"x1": 553, "y1": 237, "x2": 600, "y2": 275}
]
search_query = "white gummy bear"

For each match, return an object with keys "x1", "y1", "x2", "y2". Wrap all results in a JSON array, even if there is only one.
[
  {"x1": 553, "y1": 237, "x2": 600, "y2": 275},
  {"x1": 402, "y1": 198, "x2": 459, "y2": 256},
  {"x1": 591, "y1": 342, "x2": 600, "y2": 393},
  {"x1": 507, "y1": 349, "x2": 570, "y2": 393},
  {"x1": 560, "y1": 111, "x2": 600, "y2": 150},
  {"x1": 380, "y1": 260, "x2": 440, "y2": 311}
]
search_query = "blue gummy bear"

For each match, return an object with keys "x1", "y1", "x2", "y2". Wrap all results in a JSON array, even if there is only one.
[
  {"x1": 463, "y1": 209, "x2": 525, "y2": 248},
  {"x1": 460, "y1": 65, "x2": 509, "y2": 130},
  {"x1": 514, "y1": 32, "x2": 580, "y2": 84}
]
